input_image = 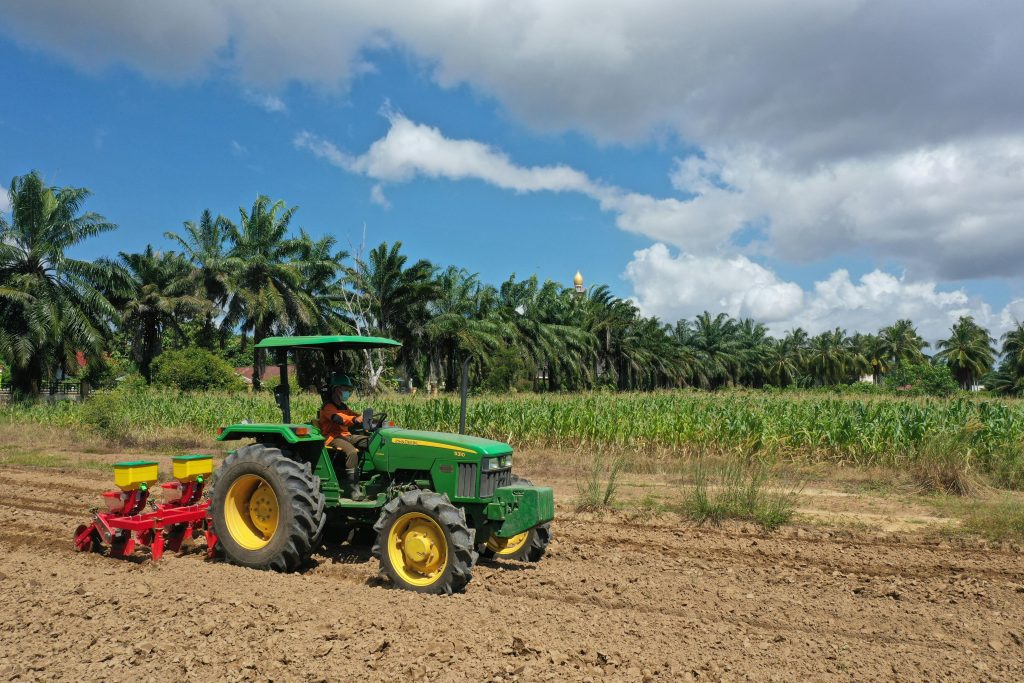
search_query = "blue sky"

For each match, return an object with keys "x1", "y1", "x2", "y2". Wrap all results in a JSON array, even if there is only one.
[
  {"x1": 1, "y1": 2, "x2": 1022, "y2": 343},
  {"x1": 0, "y1": 40, "x2": 656, "y2": 296}
]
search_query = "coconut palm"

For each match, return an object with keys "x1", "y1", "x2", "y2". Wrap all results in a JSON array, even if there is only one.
[
  {"x1": 425, "y1": 267, "x2": 509, "y2": 389},
  {"x1": 113, "y1": 246, "x2": 209, "y2": 382},
  {"x1": 0, "y1": 171, "x2": 127, "y2": 396},
  {"x1": 222, "y1": 196, "x2": 313, "y2": 387},
  {"x1": 348, "y1": 241, "x2": 436, "y2": 383},
  {"x1": 763, "y1": 336, "x2": 802, "y2": 387},
  {"x1": 935, "y1": 316, "x2": 996, "y2": 390},
  {"x1": 806, "y1": 328, "x2": 850, "y2": 386},
  {"x1": 164, "y1": 209, "x2": 233, "y2": 348},
  {"x1": 684, "y1": 312, "x2": 742, "y2": 389},
  {"x1": 878, "y1": 319, "x2": 929, "y2": 367}
]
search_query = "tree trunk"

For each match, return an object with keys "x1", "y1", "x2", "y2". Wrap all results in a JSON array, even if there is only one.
[{"x1": 252, "y1": 325, "x2": 267, "y2": 392}]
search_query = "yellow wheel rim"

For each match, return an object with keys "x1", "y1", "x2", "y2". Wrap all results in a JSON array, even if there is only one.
[
  {"x1": 387, "y1": 512, "x2": 449, "y2": 586},
  {"x1": 225, "y1": 474, "x2": 279, "y2": 550},
  {"x1": 486, "y1": 531, "x2": 529, "y2": 556}
]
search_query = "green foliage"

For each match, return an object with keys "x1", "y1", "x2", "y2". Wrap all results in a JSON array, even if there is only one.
[
  {"x1": 884, "y1": 363, "x2": 959, "y2": 397},
  {"x1": 575, "y1": 452, "x2": 626, "y2": 512},
  {"x1": 151, "y1": 348, "x2": 245, "y2": 392},
  {"x1": 10, "y1": 387, "x2": 1024, "y2": 492},
  {"x1": 909, "y1": 429, "x2": 978, "y2": 495},
  {"x1": 0, "y1": 171, "x2": 125, "y2": 396},
  {"x1": 679, "y1": 459, "x2": 799, "y2": 531},
  {"x1": 480, "y1": 347, "x2": 534, "y2": 392},
  {"x1": 960, "y1": 495, "x2": 1024, "y2": 542}
]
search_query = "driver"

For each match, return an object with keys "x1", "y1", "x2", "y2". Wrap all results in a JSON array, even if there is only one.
[{"x1": 317, "y1": 373, "x2": 368, "y2": 480}]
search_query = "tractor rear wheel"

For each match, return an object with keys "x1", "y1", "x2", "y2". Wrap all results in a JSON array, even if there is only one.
[
  {"x1": 210, "y1": 443, "x2": 326, "y2": 572},
  {"x1": 372, "y1": 490, "x2": 477, "y2": 594},
  {"x1": 481, "y1": 475, "x2": 551, "y2": 562}
]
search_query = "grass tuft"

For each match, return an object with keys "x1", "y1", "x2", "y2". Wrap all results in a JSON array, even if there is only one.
[
  {"x1": 575, "y1": 452, "x2": 626, "y2": 512},
  {"x1": 678, "y1": 459, "x2": 800, "y2": 531},
  {"x1": 909, "y1": 430, "x2": 979, "y2": 496}
]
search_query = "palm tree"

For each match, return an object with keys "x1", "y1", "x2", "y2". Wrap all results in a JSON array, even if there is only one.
[
  {"x1": 806, "y1": 328, "x2": 850, "y2": 386},
  {"x1": 988, "y1": 324, "x2": 1024, "y2": 396},
  {"x1": 222, "y1": 196, "x2": 313, "y2": 388},
  {"x1": 425, "y1": 267, "x2": 509, "y2": 390},
  {"x1": 0, "y1": 171, "x2": 127, "y2": 396},
  {"x1": 848, "y1": 332, "x2": 888, "y2": 384},
  {"x1": 878, "y1": 319, "x2": 928, "y2": 367},
  {"x1": 935, "y1": 316, "x2": 996, "y2": 390},
  {"x1": 684, "y1": 312, "x2": 742, "y2": 389},
  {"x1": 113, "y1": 246, "x2": 209, "y2": 382},
  {"x1": 763, "y1": 336, "x2": 802, "y2": 387},
  {"x1": 496, "y1": 274, "x2": 593, "y2": 389},
  {"x1": 347, "y1": 241, "x2": 436, "y2": 385},
  {"x1": 164, "y1": 209, "x2": 233, "y2": 348}
]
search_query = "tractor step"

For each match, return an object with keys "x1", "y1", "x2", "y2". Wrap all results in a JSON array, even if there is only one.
[{"x1": 74, "y1": 455, "x2": 217, "y2": 562}]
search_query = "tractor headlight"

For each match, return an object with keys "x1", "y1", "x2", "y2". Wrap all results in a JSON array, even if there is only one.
[{"x1": 484, "y1": 457, "x2": 502, "y2": 471}]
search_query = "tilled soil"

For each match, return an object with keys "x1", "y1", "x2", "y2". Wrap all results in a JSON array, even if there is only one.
[{"x1": 2, "y1": 464, "x2": 1024, "y2": 681}]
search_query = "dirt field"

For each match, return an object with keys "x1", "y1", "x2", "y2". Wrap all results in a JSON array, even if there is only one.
[{"x1": 3, "y1": 453, "x2": 1024, "y2": 681}]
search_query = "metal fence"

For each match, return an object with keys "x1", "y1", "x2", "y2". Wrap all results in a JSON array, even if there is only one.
[{"x1": 0, "y1": 380, "x2": 89, "y2": 403}]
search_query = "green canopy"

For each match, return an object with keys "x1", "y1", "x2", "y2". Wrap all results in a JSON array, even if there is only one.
[{"x1": 254, "y1": 335, "x2": 401, "y2": 352}]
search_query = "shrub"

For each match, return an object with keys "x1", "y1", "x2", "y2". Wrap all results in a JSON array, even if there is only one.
[
  {"x1": 884, "y1": 363, "x2": 959, "y2": 397},
  {"x1": 152, "y1": 348, "x2": 245, "y2": 392}
]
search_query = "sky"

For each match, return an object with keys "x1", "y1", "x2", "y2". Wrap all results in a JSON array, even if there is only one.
[{"x1": 1, "y1": 1, "x2": 1023, "y2": 344}]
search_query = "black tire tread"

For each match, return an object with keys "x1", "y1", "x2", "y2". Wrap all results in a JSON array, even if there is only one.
[
  {"x1": 210, "y1": 443, "x2": 326, "y2": 572},
  {"x1": 371, "y1": 490, "x2": 477, "y2": 595}
]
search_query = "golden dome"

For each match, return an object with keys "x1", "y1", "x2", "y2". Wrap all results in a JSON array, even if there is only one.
[{"x1": 573, "y1": 271, "x2": 584, "y2": 286}]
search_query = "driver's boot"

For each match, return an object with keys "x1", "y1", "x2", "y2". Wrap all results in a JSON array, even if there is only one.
[{"x1": 343, "y1": 468, "x2": 366, "y2": 501}]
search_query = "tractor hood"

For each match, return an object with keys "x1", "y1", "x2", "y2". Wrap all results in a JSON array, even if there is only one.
[{"x1": 379, "y1": 428, "x2": 512, "y2": 456}]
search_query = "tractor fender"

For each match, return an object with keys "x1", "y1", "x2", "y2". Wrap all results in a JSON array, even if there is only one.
[{"x1": 216, "y1": 423, "x2": 325, "y2": 444}]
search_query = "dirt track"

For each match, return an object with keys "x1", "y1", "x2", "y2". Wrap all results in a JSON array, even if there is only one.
[{"x1": 3, "y1": 462, "x2": 1024, "y2": 681}]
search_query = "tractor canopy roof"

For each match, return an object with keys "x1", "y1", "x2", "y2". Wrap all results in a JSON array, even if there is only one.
[{"x1": 255, "y1": 335, "x2": 402, "y2": 352}]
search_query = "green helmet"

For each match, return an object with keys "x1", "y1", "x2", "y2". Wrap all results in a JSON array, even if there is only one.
[{"x1": 330, "y1": 373, "x2": 354, "y2": 388}]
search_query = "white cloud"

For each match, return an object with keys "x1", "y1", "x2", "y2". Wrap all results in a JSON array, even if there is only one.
[
  {"x1": 302, "y1": 115, "x2": 599, "y2": 194},
  {"x1": 230, "y1": 140, "x2": 249, "y2": 156},
  {"x1": 369, "y1": 184, "x2": 390, "y2": 209},
  {"x1": 665, "y1": 140, "x2": 1024, "y2": 279},
  {"x1": 297, "y1": 116, "x2": 736, "y2": 251},
  {"x1": 244, "y1": 90, "x2": 287, "y2": 113},
  {"x1": 625, "y1": 243, "x2": 1019, "y2": 343},
  {"x1": 0, "y1": 187, "x2": 9, "y2": 214},
  {"x1": 2, "y1": 2, "x2": 1020, "y2": 160},
  {"x1": 625, "y1": 244, "x2": 804, "y2": 324},
  {"x1": 300, "y1": 116, "x2": 1024, "y2": 280}
]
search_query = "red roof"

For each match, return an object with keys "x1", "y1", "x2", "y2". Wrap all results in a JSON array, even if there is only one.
[{"x1": 234, "y1": 365, "x2": 295, "y2": 382}]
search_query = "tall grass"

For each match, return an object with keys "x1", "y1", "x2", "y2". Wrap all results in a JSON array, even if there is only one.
[
  {"x1": 575, "y1": 452, "x2": 626, "y2": 512},
  {"x1": 679, "y1": 460, "x2": 800, "y2": 531},
  {"x1": 5, "y1": 387, "x2": 1024, "y2": 487}
]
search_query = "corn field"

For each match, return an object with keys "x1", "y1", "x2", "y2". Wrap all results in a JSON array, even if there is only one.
[{"x1": 5, "y1": 388, "x2": 1024, "y2": 478}]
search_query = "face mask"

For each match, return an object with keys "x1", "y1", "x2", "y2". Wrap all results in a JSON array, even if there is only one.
[{"x1": 341, "y1": 390, "x2": 352, "y2": 401}]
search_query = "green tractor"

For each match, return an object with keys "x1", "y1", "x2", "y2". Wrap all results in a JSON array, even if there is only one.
[{"x1": 209, "y1": 335, "x2": 554, "y2": 594}]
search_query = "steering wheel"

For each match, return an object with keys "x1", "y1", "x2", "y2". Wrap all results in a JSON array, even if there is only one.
[{"x1": 360, "y1": 408, "x2": 388, "y2": 432}]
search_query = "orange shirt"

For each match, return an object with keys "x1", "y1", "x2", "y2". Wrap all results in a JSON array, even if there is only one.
[{"x1": 317, "y1": 402, "x2": 360, "y2": 438}]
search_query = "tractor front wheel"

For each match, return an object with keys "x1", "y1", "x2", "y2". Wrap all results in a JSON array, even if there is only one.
[
  {"x1": 372, "y1": 490, "x2": 477, "y2": 594},
  {"x1": 481, "y1": 475, "x2": 551, "y2": 562},
  {"x1": 210, "y1": 443, "x2": 326, "y2": 572}
]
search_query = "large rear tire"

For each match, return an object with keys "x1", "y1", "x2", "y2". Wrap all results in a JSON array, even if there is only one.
[
  {"x1": 372, "y1": 490, "x2": 477, "y2": 594},
  {"x1": 210, "y1": 443, "x2": 326, "y2": 572},
  {"x1": 481, "y1": 475, "x2": 551, "y2": 562}
]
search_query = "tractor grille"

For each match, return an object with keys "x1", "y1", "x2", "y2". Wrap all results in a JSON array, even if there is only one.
[
  {"x1": 480, "y1": 468, "x2": 512, "y2": 498},
  {"x1": 457, "y1": 463, "x2": 478, "y2": 498}
]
